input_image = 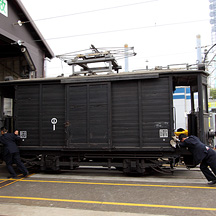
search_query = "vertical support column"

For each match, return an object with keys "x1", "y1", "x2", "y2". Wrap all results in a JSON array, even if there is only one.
[
  {"x1": 124, "y1": 44, "x2": 129, "y2": 72},
  {"x1": 72, "y1": 65, "x2": 75, "y2": 75},
  {"x1": 138, "y1": 80, "x2": 143, "y2": 147},
  {"x1": 198, "y1": 75, "x2": 204, "y2": 142},
  {"x1": 39, "y1": 84, "x2": 43, "y2": 146},
  {"x1": 196, "y1": 34, "x2": 202, "y2": 64},
  {"x1": 108, "y1": 61, "x2": 112, "y2": 72}
]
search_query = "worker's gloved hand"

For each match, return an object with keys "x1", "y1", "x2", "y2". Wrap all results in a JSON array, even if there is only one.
[
  {"x1": 172, "y1": 136, "x2": 179, "y2": 142},
  {"x1": 170, "y1": 139, "x2": 176, "y2": 148},
  {"x1": 170, "y1": 136, "x2": 179, "y2": 148}
]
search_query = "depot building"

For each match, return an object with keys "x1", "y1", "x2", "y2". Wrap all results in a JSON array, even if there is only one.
[{"x1": 0, "y1": 0, "x2": 54, "y2": 80}]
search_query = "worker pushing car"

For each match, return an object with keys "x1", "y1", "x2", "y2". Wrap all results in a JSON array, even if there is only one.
[
  {"x1": 171, "y1": 128, "x2": 216, "y2": 185},
  {"x1": 0, "y1": 127, "x2": 29, "y2": 179}
]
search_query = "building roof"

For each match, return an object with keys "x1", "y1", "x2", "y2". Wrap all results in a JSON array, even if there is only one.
[
  {"x1": 13, "y1": 0, "x2": 54, "y2": 58},
  {"x1": 0, "y1": 69, "x2": 208, "y2": 84}
]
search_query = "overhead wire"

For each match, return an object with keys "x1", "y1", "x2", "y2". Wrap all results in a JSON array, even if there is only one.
[
  {"x1": 207, "y1": 52, "x2": 216, "y2": 66},
  {"x1": 21, "y1": 0, "x2": 158, "y2": 23},
  {"x1": 34, "y1": 19, "x2": 208, "y2": 41},
  {"x1": 19, "y1": 1, "x2": 211, "y2": 74},
  {"x1": 204, "y1": 43, "x2": 216, "y2": 63},
  {"x1": 19, "y1": 0, "x2": 209, "y2": 49}
]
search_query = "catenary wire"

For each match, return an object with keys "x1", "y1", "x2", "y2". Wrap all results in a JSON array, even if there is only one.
[
  {"x1": 21, "y1": 0, "x2": 158, "y2": 23},
  {"x1": 35, "y1": 19, "x2": 208, "y2": 41}
]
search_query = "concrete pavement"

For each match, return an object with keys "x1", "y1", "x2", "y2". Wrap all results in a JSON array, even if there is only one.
[
  {"x1": 0, "y1": 203, "x2": 169, "y2": 216},
  {"x1": 0, "y1": 164, "x2": 209, "y2": 216}
]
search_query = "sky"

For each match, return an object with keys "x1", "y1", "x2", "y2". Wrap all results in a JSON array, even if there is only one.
[{"x1": 20, "y1": 0, "x2": 213, "y2": 78}]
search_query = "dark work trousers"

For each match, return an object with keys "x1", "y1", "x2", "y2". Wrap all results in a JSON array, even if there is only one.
[
  {"x1": 200, "y1": 148, "x2": 216, "y2": 181},
  {"x1": 4, "y1": 152, "x2": 28, "y2": 177}
]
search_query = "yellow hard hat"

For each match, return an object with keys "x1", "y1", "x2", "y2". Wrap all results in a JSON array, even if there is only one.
[{"x1": 174, "y1": 129, "x2": 188, "y2": 137}]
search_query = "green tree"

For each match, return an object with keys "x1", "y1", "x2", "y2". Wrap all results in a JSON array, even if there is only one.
[{"x1": 210, "y1": 88, "x2": 216, "y2": 99}]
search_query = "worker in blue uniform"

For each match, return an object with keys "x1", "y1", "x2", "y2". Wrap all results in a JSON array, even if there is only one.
[
  {"x1": 0, "y1": 127, "x2": 29, "y2": 179},
  {"x1": 179, "y1": 134, "x2": 216, "y2": 185}
]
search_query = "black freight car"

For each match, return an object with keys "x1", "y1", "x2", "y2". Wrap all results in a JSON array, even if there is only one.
[{"x1": 0, "y1": 69, "x2": 210, "y2": 174}]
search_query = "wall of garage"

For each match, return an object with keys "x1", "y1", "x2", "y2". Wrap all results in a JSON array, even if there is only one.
[{"x1": 0, "y1": 0, "x2": 53, "y2": 80}]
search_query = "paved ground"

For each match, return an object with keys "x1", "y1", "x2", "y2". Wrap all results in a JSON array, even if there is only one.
[
  {"x1": 0, "y1": 203, "x2": 168, "y2": 216},
  {"x1": 0, "y1": 164, "x2": 215, "y2": 216}
]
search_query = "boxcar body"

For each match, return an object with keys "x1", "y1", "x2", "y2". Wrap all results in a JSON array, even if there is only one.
[{"x1": 0, "y1": 69, "x2": 210, "y2": 173}]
